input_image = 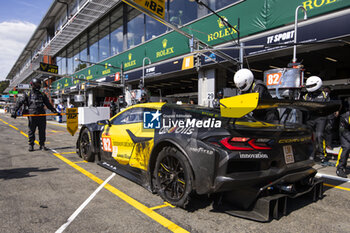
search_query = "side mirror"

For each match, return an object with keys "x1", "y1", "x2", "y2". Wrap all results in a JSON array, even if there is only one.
[{"x1": 97, "y1": 119, "x2": 111, "y2": 127}]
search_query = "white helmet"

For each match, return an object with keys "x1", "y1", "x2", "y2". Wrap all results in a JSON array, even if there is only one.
[
  {"x1": 234, "y1": 68, "x2": 254, "y2": 92},
  {"x1": 306, "y1": 76, "x2": 322, "y2": 92}
]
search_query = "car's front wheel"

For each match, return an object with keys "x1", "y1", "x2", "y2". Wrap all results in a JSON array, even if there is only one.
[
  {"x1": 79, "y1": 128, "x2": 95, "y2": 162},
  {"x1": 154, "y1": 146, "x2": 193, "y2": 208}
]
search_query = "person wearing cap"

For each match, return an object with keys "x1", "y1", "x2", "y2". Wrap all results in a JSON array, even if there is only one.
[
  {"x1": 233, "y1": 68, "x2": 279, "y2": 122},
  {"x1": 11, "y1": 78, "x2": 59, "y2": 151},
  {"x1": 303, "y1": 76, "x2": 330, "y2": 163}
]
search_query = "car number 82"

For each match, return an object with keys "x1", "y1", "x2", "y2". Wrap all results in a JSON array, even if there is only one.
[{"x1": 102, "y1": 137, "x2": 112, "y2": 152}]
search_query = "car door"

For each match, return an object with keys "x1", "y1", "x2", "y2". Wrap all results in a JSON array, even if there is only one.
[{"x1": 101, "y1": 107, "x2": 155, "y2": 169}]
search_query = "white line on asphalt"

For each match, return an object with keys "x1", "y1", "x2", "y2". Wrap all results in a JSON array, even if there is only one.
[
  {"x1": 51, "y1": 149, "x2": 59, "y2": 154},
  {"x1": 55, "y1": 173, "x2": 116, "y2": 233},
  {"x1": 316, "y1": 173, "x2": 350, "y2": 183}
]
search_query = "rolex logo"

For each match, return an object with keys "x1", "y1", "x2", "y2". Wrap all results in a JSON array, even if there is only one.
[
  {"x1": 156, "y1": 38, "x2": 174, "y2": 58},
  {"x1": 217, "y1": 16, "x2": 228, "y2": 29},
  {"x1": 88, "y1": 70, "x2": 91, "y2": 75},
  {"x1": 162, "y1": 39, "x2": 168, "y2": 48},
  {"x1": 105, "y1": 63, "x2": 108, "y2": 69},
  {"x1": 124, "y1": 53, "x2": 136, "y2": 68}
]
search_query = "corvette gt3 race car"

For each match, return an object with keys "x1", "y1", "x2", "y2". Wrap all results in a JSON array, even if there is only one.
[{"x1": 76, "y1": 93, "x2": 339, "y2": 221}]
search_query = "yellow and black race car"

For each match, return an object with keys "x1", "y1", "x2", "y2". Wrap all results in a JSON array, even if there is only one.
[{"x1": 76, "y1": 93, "x2": 339, "y2": 221}]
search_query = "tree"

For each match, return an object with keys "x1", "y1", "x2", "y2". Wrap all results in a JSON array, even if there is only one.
[{"x1": 0, "y1": 81, "x2": 9, "y2": 94}]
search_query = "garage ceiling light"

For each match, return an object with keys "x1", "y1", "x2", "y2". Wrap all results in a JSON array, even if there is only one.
[{"x1": 325, "y1": 57, "x2": 337, "y2": 62}]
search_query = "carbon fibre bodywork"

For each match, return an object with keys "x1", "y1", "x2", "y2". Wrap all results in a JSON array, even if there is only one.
[{"x1": 76, "y1": 95, "x2": 340, "y2": 221}]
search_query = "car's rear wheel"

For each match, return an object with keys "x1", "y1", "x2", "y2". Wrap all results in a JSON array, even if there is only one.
[
  {"x1": 154, "y1": 146, "x2": 193, "y2": 207},
  {"x1": 79, "y1": 128, "x2": 94, "y2": 162}
]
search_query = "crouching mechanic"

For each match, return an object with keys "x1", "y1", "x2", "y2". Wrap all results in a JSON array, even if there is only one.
[
  {"x1": 234, "y1": 68, "x2": 279, "y2": 122},
  {"x1": 336, "y1": 111, "x2": 350, "y2": 178},
  {"x1": 11, "y1": 78, "x2": 60, "y2": 151},
  {"x1": 303, "y1": 76, "x2": 330, "y2": 163}
]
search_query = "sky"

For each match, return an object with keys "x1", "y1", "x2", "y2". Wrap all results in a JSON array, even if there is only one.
[{"x1": 0, "y1": 0, "x2": 52, "y2": 81}]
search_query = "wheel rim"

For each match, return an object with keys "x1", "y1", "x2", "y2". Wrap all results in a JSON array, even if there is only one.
[
  {"x1": 158, "y1": 155, "x2": 186, "y2": 201},
  {"x1": 80, "y1": 133, "x2": 90, "y2": 156}
]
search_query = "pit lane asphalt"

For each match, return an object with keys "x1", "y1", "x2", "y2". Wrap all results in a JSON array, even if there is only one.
[{"x1": 0, "y1": 113, "x2": 350, "y2": 233}]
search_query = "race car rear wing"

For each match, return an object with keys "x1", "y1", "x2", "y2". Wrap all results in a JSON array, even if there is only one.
[{"x1": 220, "y1": 93, "x2": 340, "y2": 118}]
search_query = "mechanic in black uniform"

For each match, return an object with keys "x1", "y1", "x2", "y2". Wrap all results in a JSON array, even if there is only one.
[
  {"x1": 139, "y1": 92, "x2": 148, "y2": 103},
  {"x1": 110, "y1": 100, "x2": 117, "y2": 117},
  {"x1": 212, "y1": 90, "x2": 223, "y2": 108},
  {"x1": 233, "y1": 68, "x2": 279, "y2": 122},
  {"x1": 303, "y1": 76, "x2": 330, "y2": 163},
  {"x1": 117, "y1": 95, "x2": 127, "y2": 113},
  {"x1": 336, "y1": 111, "x2": 350, "y2": 178},
  {"x1": 323, "y1": 86, "x2": 339, "y2": 151},
  {"x1": 11, "y1": 78, "x2": 59, "y2": 151}
]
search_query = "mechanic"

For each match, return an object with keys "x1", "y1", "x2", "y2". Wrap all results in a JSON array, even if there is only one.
[
  {"x1": 303, "y1": 76, "x2": 330, "y2": 163},
  {"x1": 117, "y1": 95, "x2": 127, "y2": 112},
  {"x1": 110, "y1": 100, "x2": 117, "y2": 116},
  {"x1": 233, "y1": 68, "x2": 279, "y2": 122},
  {"x1": 212, "y1": 90, "x2": 223, "y2": 108},
  {"x1": 56, "y1": 101, "x2": 65, "y2": 123},
  {"x1": 336, "y1": 110, "x2": 350, "y2": 178},
  {"x1": 323, "y1": 86, "x2": 338, "y2": 152},
  {"x1": 139, "y1": 92, "x2": 148, "y2": 103},
  {"x1": 11, "y1": 78, "x2": 60, "y2": 151}
]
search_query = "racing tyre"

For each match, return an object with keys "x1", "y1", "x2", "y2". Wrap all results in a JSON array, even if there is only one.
[
  {"x1": 154, "y1": 146, "x2": 193, "y2": 208},
  {"x1": 79, "y1": 128, "x2": 95, "y2": 162}
]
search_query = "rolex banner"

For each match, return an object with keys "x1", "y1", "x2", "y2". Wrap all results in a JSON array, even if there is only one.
[{"x1": 66, "y1": 108, "x2": 78, "y2": 136}]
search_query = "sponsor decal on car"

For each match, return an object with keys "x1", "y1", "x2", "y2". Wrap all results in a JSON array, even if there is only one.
[
  {"x1": 163, "y1": 118, "x2": 221, "y2": 128},
  {"x1": 143, "y1": 111, "x2": 222, "y2": 130},
  {"x1": 112, "y1": 146, "x2": 118, "y2": 158},
  {"x1": 159, "y1": 126, "x2": 194, "y2": 135},
  {"x1": 144, "y1": 110, "x2": 162, "y2": 129},
  {"x1": 189, "y1": 147, "x2": 214, "y2": 155},
  {"x1": 278, "y1": 136, "x2": 311, "y2": 144},
  {"x1": 239, "y1": 152, "x2": 269, "y2": 159}
]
